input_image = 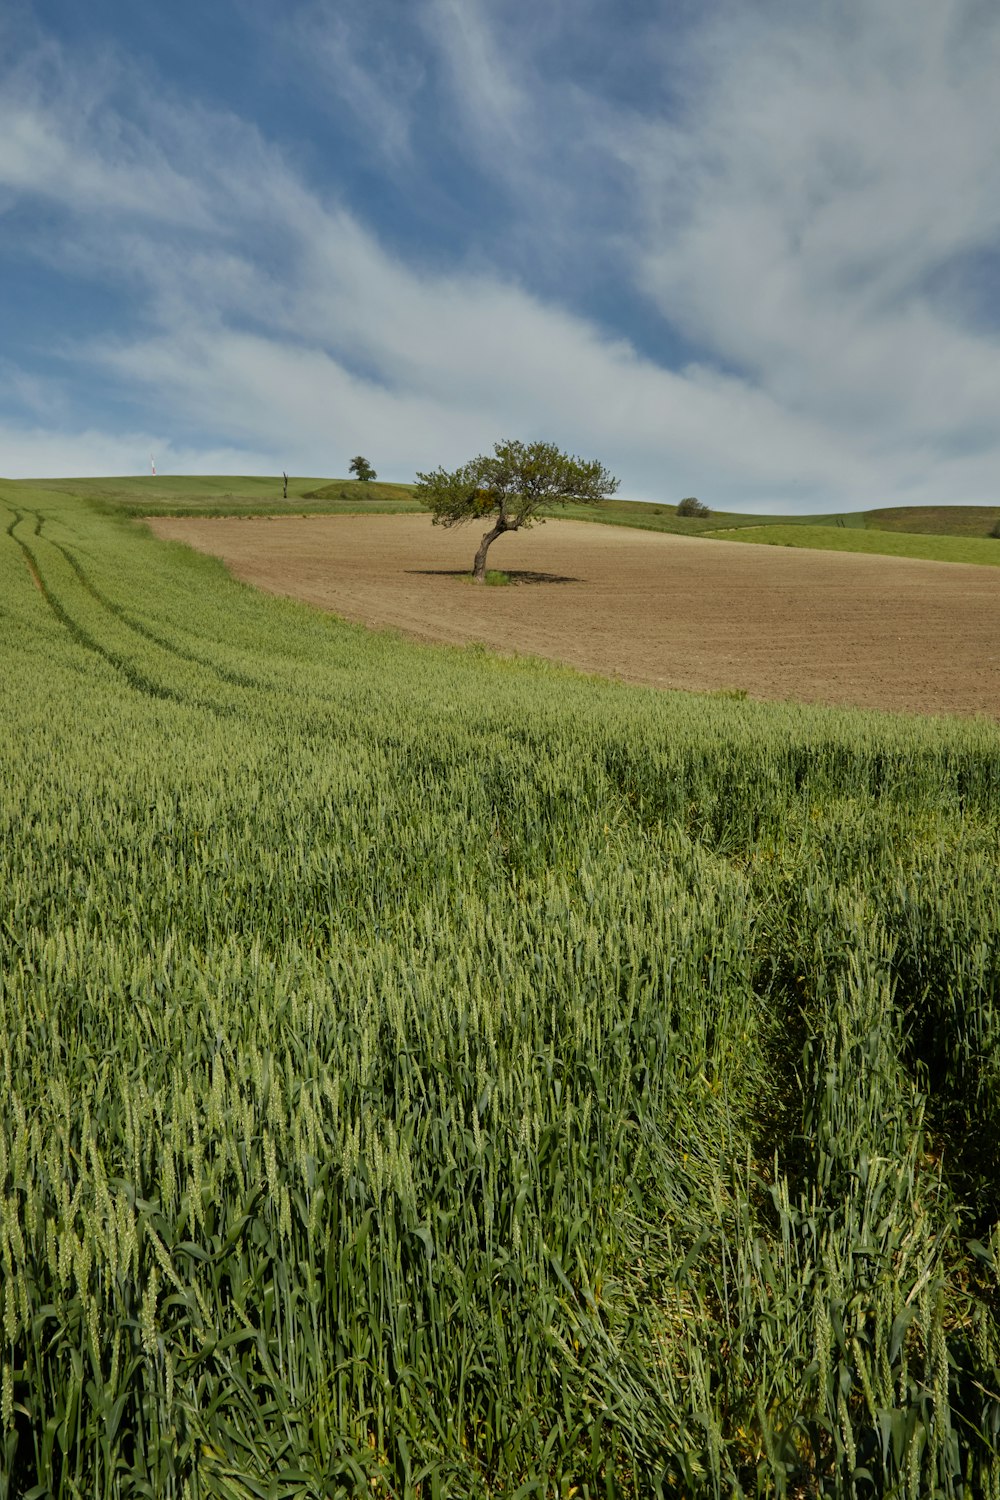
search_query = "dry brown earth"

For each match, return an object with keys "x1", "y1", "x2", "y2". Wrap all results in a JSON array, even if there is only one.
[{"x1": 149, "y1": 514, "x2": 1000, "y2": 718}]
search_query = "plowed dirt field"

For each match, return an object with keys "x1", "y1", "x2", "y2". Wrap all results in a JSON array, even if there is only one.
[{"x1": 149, "y1": 515, "x2": 1000, "y2": 717}]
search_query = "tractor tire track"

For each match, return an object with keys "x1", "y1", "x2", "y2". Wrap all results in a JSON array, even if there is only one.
[
  {"x1": 33, "y1": 517, "x2": 263, "y2": 690},
  {"x1": 6, "y1": 511, "x2": 231, "y2": 716},
  {"x1": 5, "y1": 508, "x2": 44, "y2": 592}
]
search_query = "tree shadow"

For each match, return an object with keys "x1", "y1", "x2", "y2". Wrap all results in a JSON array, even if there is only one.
[{"x1": 405, "y1": 569, "x2": 581, "y2": 585}]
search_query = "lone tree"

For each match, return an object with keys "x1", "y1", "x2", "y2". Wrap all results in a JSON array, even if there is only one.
[
  {"x1": 676, "y1": 496, "x2": 709, "y2": 518},
  {"x1": 349, "y1": 455, "x2": 377, "y2": 482},
  {"x1": 416, "y1": 439, "x2": 618, "y2": 582}
]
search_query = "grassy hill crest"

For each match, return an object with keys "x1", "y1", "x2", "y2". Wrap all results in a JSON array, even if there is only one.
[{"x1": 7, "y1": 474, "x2": 1000, "y2": 562}]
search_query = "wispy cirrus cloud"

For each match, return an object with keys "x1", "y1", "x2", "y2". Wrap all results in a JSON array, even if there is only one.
[
  {"x1": 617, "y1": 0, "x2": 1000, "y2": 444},
  {"x1": 421, "y1": 0, "x2": 526, "y2": 154},
  {"x1": 287, "y1": 1, "x2": 422, "y2": 166},
  {"x1": 2, "y1": 0, "x2": 1000, "y2": 509}
]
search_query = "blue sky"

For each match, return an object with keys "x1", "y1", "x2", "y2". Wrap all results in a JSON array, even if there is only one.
[{"x1": 2, "y1": 0, "x2": 999, "y2": 509}]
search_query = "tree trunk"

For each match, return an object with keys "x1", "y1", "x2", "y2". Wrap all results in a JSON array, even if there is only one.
[{"x1": 472, "y1": 521, "x2": 508, "y2": 581}]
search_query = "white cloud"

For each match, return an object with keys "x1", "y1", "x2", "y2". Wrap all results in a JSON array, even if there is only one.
[
  {"x1": 3, "y1": 3, "x2": 1000, "y2": 508},
  {"x1": 0, "y1": 83, "x2": 216, "y2": 229},
  {"x1": 0, "y1": 47, "x2": 866, "y2": 501},
  {"x1": 617, "y1": 0, "x2": 1000, "y2": 469},
  {"x1": 289, "y1": 3, "x2": 420, "y2": 164},
  {"x1": 421, "y1": 0, "x2": 526, "y2": 152},
  {"x1": 0, "y1": 423, "x2": 277, "y2": 480}
]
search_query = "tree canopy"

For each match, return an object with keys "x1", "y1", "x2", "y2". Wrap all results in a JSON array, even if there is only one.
[
  {"x1": 349, "y1": 456, "x2": 377, "y2": 482},
  {"x1": 415, "y1": 439, "x2": 618, "y2": 581}
]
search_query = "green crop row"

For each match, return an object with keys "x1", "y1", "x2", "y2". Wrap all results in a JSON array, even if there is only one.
[{"x1": 1, "y1": 486, "x2": 998, "y2": 1497}]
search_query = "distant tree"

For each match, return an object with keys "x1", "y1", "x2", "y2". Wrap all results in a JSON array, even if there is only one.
[
  {"x1": 676, "y1": 496, "x2": 709, "y2": 518},
  {"x1": 282, "y1": 471, "x2": 288, "y2": 500},
  {"x1": 990, "y1": 518, "x2": 1000, "y2": 539},
  {"x1": 416, "y1": 439, "x2": 618, "y2": 582},
  {"x1": 349, "y1": 456, "x2": 377, "y2": 483}
]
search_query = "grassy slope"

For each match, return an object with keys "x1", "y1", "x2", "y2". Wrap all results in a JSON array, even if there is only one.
[
  {"x1": 864, "y1": 503, "x2": 1000, "y2": 536},
  {"x1": 17, "y1": 473, "x2": 423, "y2": 517},
  {"x1": 10, "y1": 475, "x2": 1000, "y2": 566},
  {"x1": 710, "y1": 522, "x2": 1000, "y2": 566},
  {"x1": 556, "y1": 497, "x2": 1000, "y2": 559},
  {"x1": 17, "y1": 478, "x2": 773, "y2": 531},
  {"x1": 548, "y1": 496, "x2": 787, "y2": 534}
]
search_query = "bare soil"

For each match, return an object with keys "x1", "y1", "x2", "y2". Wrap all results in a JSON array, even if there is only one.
[{"x1": 148, "y1": 514, "x2": 1000, "y2": 718}]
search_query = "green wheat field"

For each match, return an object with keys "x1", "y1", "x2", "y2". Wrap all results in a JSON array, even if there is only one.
[{"x1": 1, "y1": 481, "x2": 999, "y2": 1497}]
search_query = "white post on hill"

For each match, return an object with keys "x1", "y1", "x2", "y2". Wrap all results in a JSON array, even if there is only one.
[{"x1": 150, "y1": 454, "x2": 156, "y2": 476}]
